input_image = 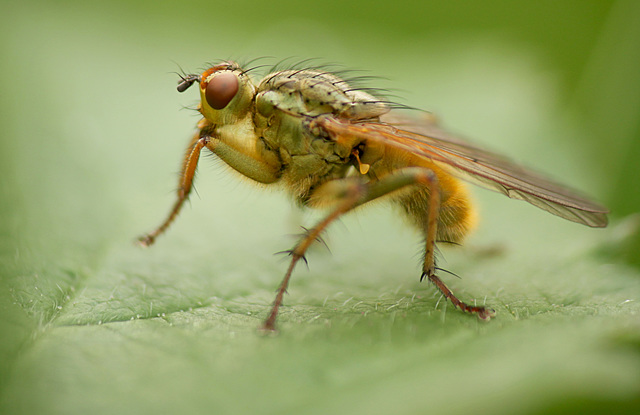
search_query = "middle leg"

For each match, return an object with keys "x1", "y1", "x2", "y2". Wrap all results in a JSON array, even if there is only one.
[{"x1": 263, "y1": 166, "x2": 489, "y2": 330}]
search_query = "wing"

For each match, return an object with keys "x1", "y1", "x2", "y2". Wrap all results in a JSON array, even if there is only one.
[{"x1": 315, "y1": 113, "x2": 608, "y2": 228}]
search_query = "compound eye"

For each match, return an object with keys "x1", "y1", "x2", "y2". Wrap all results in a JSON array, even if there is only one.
[{"x1": 205, "y1": 72, "x2": 239, "y2": 110}]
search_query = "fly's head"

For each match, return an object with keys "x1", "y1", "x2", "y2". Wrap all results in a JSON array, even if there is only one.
[{"x1": 178, "y1": 62, "x2": 256, "y2": 126}]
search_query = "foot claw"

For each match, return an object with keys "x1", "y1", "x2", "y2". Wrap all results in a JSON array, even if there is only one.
[
  {"x1": 260, "y1": 320, "x2": 278, "y2": 333},
  {"x1": 136, "y1": 235, "x2": 154, "y2": 247},
  {"x1": 477, "y1": 307, "x2": 496, "y2": 321}
]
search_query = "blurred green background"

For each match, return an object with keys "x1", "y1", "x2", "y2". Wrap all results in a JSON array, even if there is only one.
[{"x1": 1, "y1": 0, "x2": 639, "y2": 414}]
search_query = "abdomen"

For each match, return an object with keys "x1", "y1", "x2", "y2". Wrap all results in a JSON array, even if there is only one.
[{"x1": 373, "y1": 150, "x2": 477, "y2": 244}]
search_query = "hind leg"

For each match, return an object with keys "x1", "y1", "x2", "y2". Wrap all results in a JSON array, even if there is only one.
[
  {"x1": 407, "y1": 173, "x2": 495, "y2": 320},
  {"x1": 262, "y1": 167, "x2": 448, "y2": 330}
]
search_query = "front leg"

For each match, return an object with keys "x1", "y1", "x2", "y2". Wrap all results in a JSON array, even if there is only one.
[
  {"x1": 139, "y1": 120, "x2": 282, "y2": 246},
  {"x1": 138, "y1": 132, "x2": 210, "y2": 246}
]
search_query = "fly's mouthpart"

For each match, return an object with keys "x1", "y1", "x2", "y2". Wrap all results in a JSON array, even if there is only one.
[{"x1": 177, "y1": 74, "x2": 201, "y2": 92}]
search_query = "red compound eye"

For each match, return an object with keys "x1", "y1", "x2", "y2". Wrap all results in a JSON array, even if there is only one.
[{"x1": 205, "y1": 72, "x2": 239, "y2": 110}]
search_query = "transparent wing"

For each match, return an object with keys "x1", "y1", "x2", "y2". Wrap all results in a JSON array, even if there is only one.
[{"x1": 316, "y1": 113, "x2": 608, "y2": 228}]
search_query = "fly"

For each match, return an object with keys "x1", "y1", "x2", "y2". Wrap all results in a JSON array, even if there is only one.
[{"x1": 139, "y1": 60, "x2": 608, "y2": 330}]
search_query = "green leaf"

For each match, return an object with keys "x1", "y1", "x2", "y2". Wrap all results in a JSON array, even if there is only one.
[{"x1": 2, "y1": 1, "x2": 639, "y2": 414}]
